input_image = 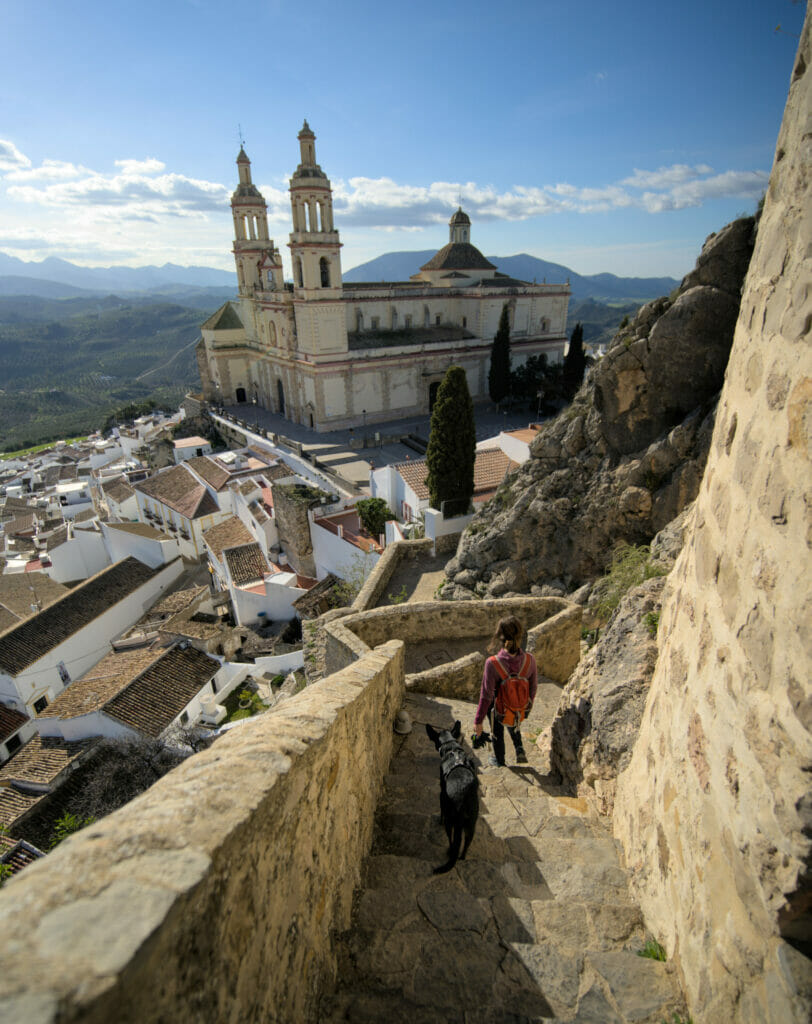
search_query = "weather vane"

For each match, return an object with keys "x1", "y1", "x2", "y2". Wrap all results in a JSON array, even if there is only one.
[{"x1": 238, "y1": 124, "x2": 245, "y2": 149}]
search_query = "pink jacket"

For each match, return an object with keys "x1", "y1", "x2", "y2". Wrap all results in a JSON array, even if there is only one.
[{"x1": 474, "y1": 648, "x2": 538, "y2": 725}]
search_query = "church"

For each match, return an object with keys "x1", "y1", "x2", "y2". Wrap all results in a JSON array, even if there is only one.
[{"x1": 197, "y1": 122, "x2": 570, "y2": 431}]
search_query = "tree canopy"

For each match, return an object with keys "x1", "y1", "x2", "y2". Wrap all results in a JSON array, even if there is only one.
[
  {"x1": 563, "y1": 321, "x2": 586, "y2": 399},
  {"x1": 488, "y1": 303, "x2": 512, "y2": 405},
  {"x1": 356, "y1": 497, "x2": 394, "y2": 539},
  {"x1": 425, "y1": 365, "x2": 476, "y2": 518}
]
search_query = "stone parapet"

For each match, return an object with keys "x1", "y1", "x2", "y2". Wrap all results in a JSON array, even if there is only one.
[
  {"x1": 0, "y1": 642, "x2": 405, "y2": 1024},
  {"x1": 352, "y1": 538, "x2": 434, "y2": 611},
  {"x1": 327, "y1": 595, "x2": 581, "y2": 698}
]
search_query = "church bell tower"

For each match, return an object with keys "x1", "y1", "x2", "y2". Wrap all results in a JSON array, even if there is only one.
[
  {"x1": 231, "y1": 148, "x2": 283, "y2": 295},
  {"x1": 288, "y1": 121, "x2": 342, "y2": 297}
]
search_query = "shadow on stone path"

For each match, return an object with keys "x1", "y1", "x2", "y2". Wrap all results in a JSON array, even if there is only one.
[{"x1": 320, "y1": 692, "x2": 688, "y2": 1024}]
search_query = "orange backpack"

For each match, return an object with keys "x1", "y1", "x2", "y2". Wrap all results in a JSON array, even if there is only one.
[{"x1": 491, "y1": 653, "x2": 532, "y2": 728}]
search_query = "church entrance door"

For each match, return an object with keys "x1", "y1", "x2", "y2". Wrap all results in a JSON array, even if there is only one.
[
  {"x1": 277, "y1": 379, "x2": 286, "y2": 416},
  {"x1": 235, "y1": 387, "x2": 247, "y2": 403}
]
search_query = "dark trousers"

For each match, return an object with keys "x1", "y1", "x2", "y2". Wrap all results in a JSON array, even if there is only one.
[{"x1": 487, "y1": 705, "x2": 525, "y2": 765}]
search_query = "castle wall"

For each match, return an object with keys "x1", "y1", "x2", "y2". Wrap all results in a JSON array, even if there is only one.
[
  {"x1": 613, "y1": 18, "x2": 811, "y2": 1023},
  {"x1": 0, "y1": 642, "x2": 405, "y2": 1024}
]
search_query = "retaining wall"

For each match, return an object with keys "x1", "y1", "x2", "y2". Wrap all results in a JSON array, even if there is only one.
[{"x1": 0, "y1": 642, "x2": 405, "y2": 1024}]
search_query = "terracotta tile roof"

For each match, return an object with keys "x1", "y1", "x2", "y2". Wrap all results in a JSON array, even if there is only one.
[
  {"x1": 164, "y1": 616, "x2": 222, "y2": 641},
  {"x1": 6, "y1": 513, "x2": 37, "y2": 536},
  {"x1": 3, "y1": 496, "x2": 33, "y2": 511},
  {"x1": 0, "y1": 734, "x2": 98, "y2": 787},
  {"x1": 472, "y1": 448, "x2": 516, "y2": 492},
  {"x1": 263, "y1": 463, "x2": 294, "y2": 483},
  {"x1": 392, "y1": 448, "x2": 515, "y2": 503},
  {"x1": 0, "y1": 557, "x2": 160, "y2": 676},
  {"x1": 0, "y1": 833, "x2": 44, "y2": 874},
  {"x1": 225, "y1": 543, "x2": 269, "y2": 586},
  {"x1": 249, "y1": 499, "x2": 270, "y2": 524},
  {"x1": 203, "y1": 516, "x2": 253, "y2": 557},
  {"x1": 148, "y1": 585, "x2": 206, "y2": 618},
  {"x1": 172, "y1": 436, "x2": 209, "y2": 449},
  {"x1": 0, "y1": 704, "x2": 29, "y2": 742},
  {"x1": 72, "y1": 509, "x2": 97, "y2": 524},
  {"x1": 0, "y1": 787, "x2": 43, "y2": 830},
  {"x1": 0, "y1": 574, "x2": 68, "y2": 618},
  {"x1": 38, "y1": 647, "x2": 162, "y2": 720},
  {"x1": 105, "y1": 521, "x2": 166, "y2": 540},
  {"x1": 420, "y1": 242, "x2": 496, "y2": 272},
  {"x1": 201, "y1": 302, "x2": 243, "y2": 330},
  {"x1": 135, "y1": 465, "x2": 219, "y2": 519},
  {"x1": 393, "y1": 459, "x2": 430, "y2": 500},
  {"x1": 103, "y1": 646, "x2": 219, "y2": 738},
  {"x1": 186, "y1": 455, "x2": 231, "y2": 491},
  {"x1": 505, "y1": 427, "x2": 540, "y2": 443},
  {"x1": 102, "y1": 477, "x2": 135, "y2": 503},
  {"x1": 239, "y1": 480, "x2": 258, "y2": 496},
  {"x1": 0, "y1": 606, "x2": 20, "y2": 632},
  {"x1": 45, "y1": 524, "x2": 69, "y2": 550}
]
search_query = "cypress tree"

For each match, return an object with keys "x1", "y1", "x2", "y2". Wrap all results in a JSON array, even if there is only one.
[
  {"x1": 563, "y1": 321, "x2": 586, "y2": 398},
  {"x1": 425, "y1": 365, "x2": 476, "y2": 517},
  {"x1": 488, "y1": 303, "x2": 512, "y2": 405}
]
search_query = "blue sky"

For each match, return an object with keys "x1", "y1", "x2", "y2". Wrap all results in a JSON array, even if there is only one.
[{"x1": 0, "y1": 0, "x2": 804, "y2": 278}]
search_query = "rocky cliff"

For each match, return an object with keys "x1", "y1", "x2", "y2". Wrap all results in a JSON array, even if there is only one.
[{"x1": 443, "y1": 217, "x2": 756, "y2": 600}]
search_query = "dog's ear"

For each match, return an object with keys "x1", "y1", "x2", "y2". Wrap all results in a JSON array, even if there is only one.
[
  {"x1": 451, "y1": 720, "x2": 462, "y2": 739},
  {"x1": 425, "y1": 723, "x2": 439, "y2": 746}
]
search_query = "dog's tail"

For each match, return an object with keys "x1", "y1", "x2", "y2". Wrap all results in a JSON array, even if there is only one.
[{"x1": 433, "y1": 821, "x2": 463, "y2": 875}]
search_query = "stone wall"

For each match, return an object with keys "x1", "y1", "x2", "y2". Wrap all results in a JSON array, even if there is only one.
[
  {"x1": 352, "y1": 538, "x2": 434, "y2": 611},
  {"x1": 270, "y1": 481, "x2": 320, "y2": 577},
  {"x1": 613, "y1": 17, "x2": 811, "y2": 1024},
  {"x1": 324, "y1": 596, "x2": 581, "y2": 694},
  {"x1": 0, "y1": 642, "x2": 405, "y2": 1024}
]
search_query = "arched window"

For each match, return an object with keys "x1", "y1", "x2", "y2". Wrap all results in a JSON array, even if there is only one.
[
  {"x1": 295, "y1": 257, "x2": 304, "y2": 288},
  {"x1": 391, "y1": 307, "x2": 398, "y2": 329},
  {"x1": 424, "y1": 305, "x2": 430, "y2": 328},
  {"x1": 320, "y1": 257, "x2": 330, "y2": 288},
  {"x1": 355, "y1": 309, "x2": 363, "y2": 332},
  {"x1": 269, "y1": 322, "x2": 277, "y2": 346}
]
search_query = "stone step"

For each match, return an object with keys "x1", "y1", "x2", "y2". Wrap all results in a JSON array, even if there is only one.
[{"x1": 322, "y1": 693, "x2": 688, "y2": 1024}]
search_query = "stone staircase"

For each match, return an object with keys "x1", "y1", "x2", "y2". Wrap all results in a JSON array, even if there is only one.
[{"x1": 320, "y1": 692, "x2": 688, "y2": 1024}]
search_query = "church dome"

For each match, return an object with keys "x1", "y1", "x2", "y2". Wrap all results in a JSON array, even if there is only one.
[
  {"x1": 449, "y1": 207, "x2": 471, "y2": 226},
  {"x1": 420, "y1": 243, "x2": 495, "y2": 272}
]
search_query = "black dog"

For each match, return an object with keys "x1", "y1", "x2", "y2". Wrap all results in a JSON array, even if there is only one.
[{"x1": 425, "y1": 720, "x2": 479, "y2": 874}]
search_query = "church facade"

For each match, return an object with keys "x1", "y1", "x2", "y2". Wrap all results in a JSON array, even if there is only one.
[{"x1": 197, "y1": 122, "x2": 570, "y2": 431}]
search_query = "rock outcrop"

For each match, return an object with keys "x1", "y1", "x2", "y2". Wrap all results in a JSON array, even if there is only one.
[{"x1": 443, "y1": 217, "x2": 755, "y2": 600}]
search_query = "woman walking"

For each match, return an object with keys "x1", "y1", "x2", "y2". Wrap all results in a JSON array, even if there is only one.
[{"x1": 473, "y1": 615, "x2": 537, "y2": 767}]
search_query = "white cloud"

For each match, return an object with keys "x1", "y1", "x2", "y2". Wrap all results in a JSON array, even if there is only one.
[
  {"x1": 4, "y1": 159, "x2": 92, "y2": 182},
  {"x1": 622, "y1": 164, "x2": 714, "y2": 189},
  {"x1": 0, "y1": 139, "x2": 31, "y2": 172},
  {"x1": 114, "y1": 157, "x2": 167, "y2": 174}
]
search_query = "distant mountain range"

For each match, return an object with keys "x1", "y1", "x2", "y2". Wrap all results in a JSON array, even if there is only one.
[
  {"x1": 343, "y1": 250, "x2": 679, "y2": 303},
  {"x1": 0, "y1": 249, "x2": 679, "y2": 305},
  {"x1": 0, "y1": 252, "x2": 237, "y2": 299}
]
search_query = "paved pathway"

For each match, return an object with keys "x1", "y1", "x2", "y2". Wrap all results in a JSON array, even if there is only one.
[{"x1": 320, "y1": 692, "x2": 687, "y2": 1023}]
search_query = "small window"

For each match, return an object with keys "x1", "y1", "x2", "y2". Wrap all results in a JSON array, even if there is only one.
[
  {"x1": 211, "y1": 679, "x2": 218, "y2": 693},
  {"x1": 371, "y1": 317, "x2": 380, "y2": 330},
  {"x1": 33, "y1": 696, "x2": 49, "y2": 715},
  {"x1": 180, "y1": 710, "x2": 189, "y2": 725},
  {"x1": 462, "y1": 316, "x2": 467, "y2": 328},
  {"x1": 404, "y1": 315, "x2": 412, "y2": 329},
  {"x1": 6, "y1": 734, "x2": 21, "y2": 754},
  {"x1": 435, "y1": 315, "x2": 441, "y2": 326},
  {"x1": 196, "y1": 448, "x2": 203, "y2": 457}
]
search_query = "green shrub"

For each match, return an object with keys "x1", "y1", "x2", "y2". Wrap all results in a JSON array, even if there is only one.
[
  {"x1": 594, "y1": 544, "x2": 668, "y2": 620},
  {"x1": 644, "y1": 611, "x2": 660, "y2": 636},
  {"x1": 0, "y1": 863, "x2": 12, "y2": 888},
  {"x1": 637, "y1": 939, "x2": 667, "y2": 961},
  {"x1": 388, "y1": 584, "x2": 408, "y2": 604},
  {"x1": 49, "y1": 811, "x2": 96, "y2": 850}
]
